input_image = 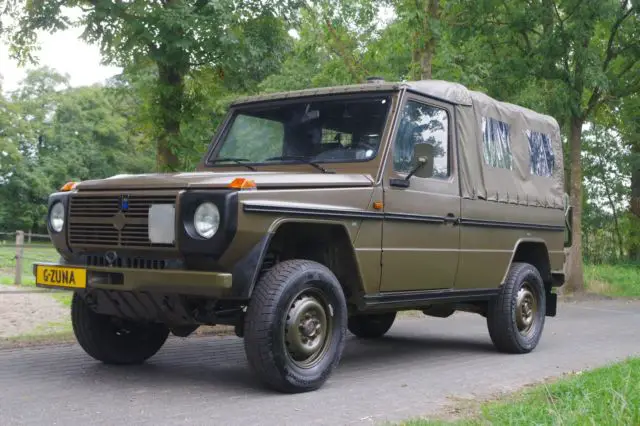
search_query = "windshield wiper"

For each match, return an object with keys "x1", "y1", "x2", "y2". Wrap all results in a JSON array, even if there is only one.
[
  {"x1": 264, "y1": 156, "x2": 334, "y2": 174},
  {"x1": 210, "y1": 157, "x2": 257, "y2": 171}
]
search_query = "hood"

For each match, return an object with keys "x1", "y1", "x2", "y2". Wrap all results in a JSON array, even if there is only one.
[{"x1": 75, "y1": 171, "x2": 375, "y2": 191}]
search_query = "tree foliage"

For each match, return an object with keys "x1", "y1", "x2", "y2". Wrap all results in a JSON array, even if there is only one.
[
  {"x1": 0, "y1": 68, "x2": 155, "y2": 232},
  {"x1": 3, "y1": 0, "x2": 299, "y2": 171}
]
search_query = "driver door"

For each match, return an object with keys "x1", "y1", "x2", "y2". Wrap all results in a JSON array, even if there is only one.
[{"x1": 380, "y1": 95, "x2": 461, "y2": 292}]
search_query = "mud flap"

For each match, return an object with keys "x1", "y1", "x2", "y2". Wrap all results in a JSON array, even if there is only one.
[{"x1": 546, "y1": 292, "x2": 557, "y2": 317}]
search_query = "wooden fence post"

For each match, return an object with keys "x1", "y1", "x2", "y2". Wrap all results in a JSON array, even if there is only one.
[
  {"x1": 15, "y1": 231, "x2": 24, "y2": 286},
  {"x1": 28, "y1": 230, "x2": 32, "y2": 244}
]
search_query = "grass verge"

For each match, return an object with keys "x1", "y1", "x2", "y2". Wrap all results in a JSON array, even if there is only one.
[
  {"x1": 0, "y1": 331, "x2": 76, "y2": 349},
  {"x1": 584, "y1": 263, "x2": 640, "y2": 298},
  {"x1": 403, "y1": 357, "x2": 640, "y2": 426}
]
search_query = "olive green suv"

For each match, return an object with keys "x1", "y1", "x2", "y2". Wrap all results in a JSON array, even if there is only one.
[{"x1": 34, "y1": 79, "x2": 570, "y2": 393}]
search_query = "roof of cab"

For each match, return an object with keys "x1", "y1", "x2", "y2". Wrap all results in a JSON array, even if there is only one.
[
  {"x1": 230, "y1": 80, "x2": 473, "y2": 106},
  {"x1": 229, "y1": 79, "x2": 558, "y2": 127}
]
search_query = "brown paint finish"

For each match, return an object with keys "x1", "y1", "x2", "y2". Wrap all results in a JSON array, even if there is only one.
[
  {"x1": 456, "y1": 198, "x2": 565, "y2": 289},
  {"x1": 353, "y1": 185, "x2": 384, "y2": 294},
  {"x1": 379, "y1": 92, "x2": 461, "y2": 292}
]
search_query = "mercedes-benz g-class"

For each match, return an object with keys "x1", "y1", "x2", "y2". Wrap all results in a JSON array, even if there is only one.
[{"x1": 35, "y1": 79, "x2": 570, "y2": 393}]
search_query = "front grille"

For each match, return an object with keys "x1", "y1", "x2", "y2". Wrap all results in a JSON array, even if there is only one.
[
  {"x1": 69, "y1": 193, "x2": 177, "y2": 248},
  {"x1": 84, "y1": 254, "x2": 168, "y2": 270}
]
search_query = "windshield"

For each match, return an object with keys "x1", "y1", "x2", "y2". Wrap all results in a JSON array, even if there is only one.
[{"x1": 208, "y1": 95, "x2": 391, "y2": 166}]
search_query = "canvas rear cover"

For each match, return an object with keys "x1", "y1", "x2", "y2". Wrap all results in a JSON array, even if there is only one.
[{"x1": 456, "y1": 91, "x2": 564, "y2": 209}]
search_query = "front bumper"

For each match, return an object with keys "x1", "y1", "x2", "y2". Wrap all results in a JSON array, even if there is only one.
[{"x1": 33, "y1": 262, "x2": 233, "y2": 297}]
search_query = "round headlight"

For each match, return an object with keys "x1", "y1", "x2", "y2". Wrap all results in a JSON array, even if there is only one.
[
  {"x1": 194, "y1": 202, "x2": 220, "y2": 239},
  {"x1": 50, "y1": 202, "x2": 65, "y2": 233}
]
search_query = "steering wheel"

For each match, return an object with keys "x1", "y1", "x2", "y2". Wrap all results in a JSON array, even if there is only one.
[{"x1": 351, "y1": 139, "x2": 377, "y2": 150}]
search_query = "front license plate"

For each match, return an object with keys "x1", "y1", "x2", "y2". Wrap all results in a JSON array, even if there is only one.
[{"x1": 36, "y1": 266, "x2": 87, "y2": 289}]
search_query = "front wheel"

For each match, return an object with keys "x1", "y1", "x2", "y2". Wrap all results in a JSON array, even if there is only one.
[
  {"x1": 487, "y1": 262, "x2": 546, "y2": 354},
  {"x1": 71, "y1": 293, "x2": 169, "y2": 365},
  {"x1": 243, "y1": 260, "x2": 348, "y2": 393}
]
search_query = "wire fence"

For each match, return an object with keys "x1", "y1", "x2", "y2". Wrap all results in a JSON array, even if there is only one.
[{"x1": 0, "y1": 230, "x2": 61, "y2": 294}]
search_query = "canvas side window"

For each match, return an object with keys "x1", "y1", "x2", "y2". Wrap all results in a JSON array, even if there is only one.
[
  {"x1": 481, "y1": 117, "x2": 512, "y2": 170},
  {"x1": 393, "y1": 100, "x2": 449, "y2": 178},
  {"x1": 526, "y1": 130, "x2": 554, "y2": 177}
]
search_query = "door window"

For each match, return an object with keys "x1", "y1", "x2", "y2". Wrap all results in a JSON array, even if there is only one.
[{"x1": 393, "y1": 100, "x2": 449, "y2": 178}]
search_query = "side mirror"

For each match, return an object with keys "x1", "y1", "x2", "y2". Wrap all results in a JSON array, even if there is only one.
[
  {"x1": 390, "y1": 143, "x2": 435, "y2": 188},
  {"x1": 412, "y1": 143, "x2": 435, "y2": 179}
]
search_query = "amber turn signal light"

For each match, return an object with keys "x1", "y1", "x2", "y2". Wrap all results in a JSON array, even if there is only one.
[
  {"x1": 373, "y1": 201, "x2": 383, "y2": 210},
  {"x1": 228, "y1": 177, "x2": 257, "y2": 190},
  {"x1": 60, "y1": 181, "x2": 78, "y2": 192}
]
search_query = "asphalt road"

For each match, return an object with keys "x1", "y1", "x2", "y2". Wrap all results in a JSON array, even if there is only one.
[{"x1": 1, "y1": 299, "x2": 639, "y2": 426}]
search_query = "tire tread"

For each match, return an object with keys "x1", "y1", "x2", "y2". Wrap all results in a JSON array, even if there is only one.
[{"x1": 487, "y1": 262, "x2": 546, "y2": 354}]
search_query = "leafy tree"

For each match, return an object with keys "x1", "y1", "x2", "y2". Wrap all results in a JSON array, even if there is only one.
[
  {"x1": 0, "y1": 68, "x2": 156, "y2": 232},
  {"x1": 616, "y1": 94, "x2": 640, "y2": 261},
  {"x1": 3, "y1": 0, "x2": 299, "y2": 171},
  {"x1": 0, "y1": 82, "x2": 22, "y2": 183},
  {"x1": 582, "y1": 123, "x2": 631, "y2": 262}
]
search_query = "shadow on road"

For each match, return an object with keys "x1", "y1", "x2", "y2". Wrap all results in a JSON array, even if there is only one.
[
  {"x1": 341, "y1": 334, "x2": 495, "y2": 367},
  {"x1": 5, "y1": 326, "x2": 496, "y2": 394}
]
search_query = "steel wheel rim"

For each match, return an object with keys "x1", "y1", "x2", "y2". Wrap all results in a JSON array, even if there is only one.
[
  {"x1": 515, "y1": 282, "x2": 538, "y2": 336},
  {"x1": 284, "y1": 289, "x2": 333, "y2": 369}
]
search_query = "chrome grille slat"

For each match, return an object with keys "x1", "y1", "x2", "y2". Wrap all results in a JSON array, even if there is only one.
[{"x1": 69, "y1": 193, "x2": 176, "y2": 248}]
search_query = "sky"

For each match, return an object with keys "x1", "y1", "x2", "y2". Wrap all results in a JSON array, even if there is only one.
[{"x1": 0, "y1": 23, "x2": 121, "y2": 94}]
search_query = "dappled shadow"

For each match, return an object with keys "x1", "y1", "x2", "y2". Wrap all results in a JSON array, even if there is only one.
[
  {"x1": 1, "y1": 323, "x2": 496, "y2": 394},
  {"x1": 341, "y1": 333, "x2": 495, "y2": 367}
]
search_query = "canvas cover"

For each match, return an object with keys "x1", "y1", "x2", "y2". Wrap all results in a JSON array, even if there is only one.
[{"x1": 455, "y1": 90, "x2": 564, "y2": 209}]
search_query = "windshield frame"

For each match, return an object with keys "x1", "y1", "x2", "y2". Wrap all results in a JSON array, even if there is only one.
[{"x1": 203, "y1": 91, "x2": 396, "y2": 170}]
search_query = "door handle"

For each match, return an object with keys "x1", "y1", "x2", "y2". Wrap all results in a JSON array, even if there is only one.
[{"x1": 444, "y1": 213, "x2": 459, "y2": 224}]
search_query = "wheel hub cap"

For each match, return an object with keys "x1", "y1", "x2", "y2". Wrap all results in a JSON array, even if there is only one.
[
  {"x1": 516, "y1": 283, "x2": 537, "y2": 335},
  {"x1": 285, "y1": 293, "x2": 331, "y2": 368}
]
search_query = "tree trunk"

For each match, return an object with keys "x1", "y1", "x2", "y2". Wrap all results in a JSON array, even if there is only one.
[
  {"x1": 601, "y1": 176, "x2": 624, "y2": 261},
  {"x1": 156, "y1": 63, "x2": 184, "y2": 172},
  {"x1": 419, "y1": 40, "x2": 436, "y2": 80},
  {"x1": 411, "y1": 0, "x2": 440, "y2": 80},
  {"x1": 564, "y1": 116, "x2": 585, "y2": 293}
]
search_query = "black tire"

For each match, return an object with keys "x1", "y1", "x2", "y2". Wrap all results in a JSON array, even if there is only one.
[
  {"x1": 243, "y1": 260, "x2": 348, "y2": 393},
  {"x1": 348, "y1": 312, "x2": 396, "y2": 339},
  {"x1": 71, "y1": 293, "x2": 169, "y2": 365},
  {"x1": 487, "y1": 262, "x2": 546, "y2": 354}
]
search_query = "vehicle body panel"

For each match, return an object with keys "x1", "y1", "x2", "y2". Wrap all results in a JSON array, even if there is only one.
[{"x1": 380, "y1": 91, "x2": 461, "y2": 292}]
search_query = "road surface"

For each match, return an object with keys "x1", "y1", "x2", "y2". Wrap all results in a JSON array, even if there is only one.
[{"x1": 1, "y1": 299, "x2": 639, "y2": 425}]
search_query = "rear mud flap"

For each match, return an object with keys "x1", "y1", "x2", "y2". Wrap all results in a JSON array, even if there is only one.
[{"x1": 546, "y1": 292, "x2": 557, "y2": 317}]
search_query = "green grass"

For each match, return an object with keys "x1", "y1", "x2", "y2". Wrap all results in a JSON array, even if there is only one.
[
  {"x1": 584, "y1": 263, "x2": 640, "y2": 298},
  {"x1": 0, "y1": 244, "x2": 59, "y2": 286},
  {"x1": 403, "y1": 358, "x2": 640, "y2": 426}
]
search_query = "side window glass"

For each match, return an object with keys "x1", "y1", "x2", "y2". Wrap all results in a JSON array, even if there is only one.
[
  {"x1": 393, "y1": 100, "x2": 449, "y2": 178},
  {"x1": 526, "y1": 130, "x2": 554, "y2": 177},
  {"x1": 482, "y1": 117, "x2": 512, "y2": 170}
]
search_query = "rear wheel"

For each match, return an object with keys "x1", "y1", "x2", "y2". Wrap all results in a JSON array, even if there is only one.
[
  {"x1": 487, "y1": 262, "x2": 546, "y2": 354},
  {"x1": 71, "y1": 293, "x2": 169, "y2": 365},
  {"x1": 244, "y1": 260, "x2": 347, "y2": 393},
  {"x1": 348, "y1": 312, "x2": 396, "y2": 339}
]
